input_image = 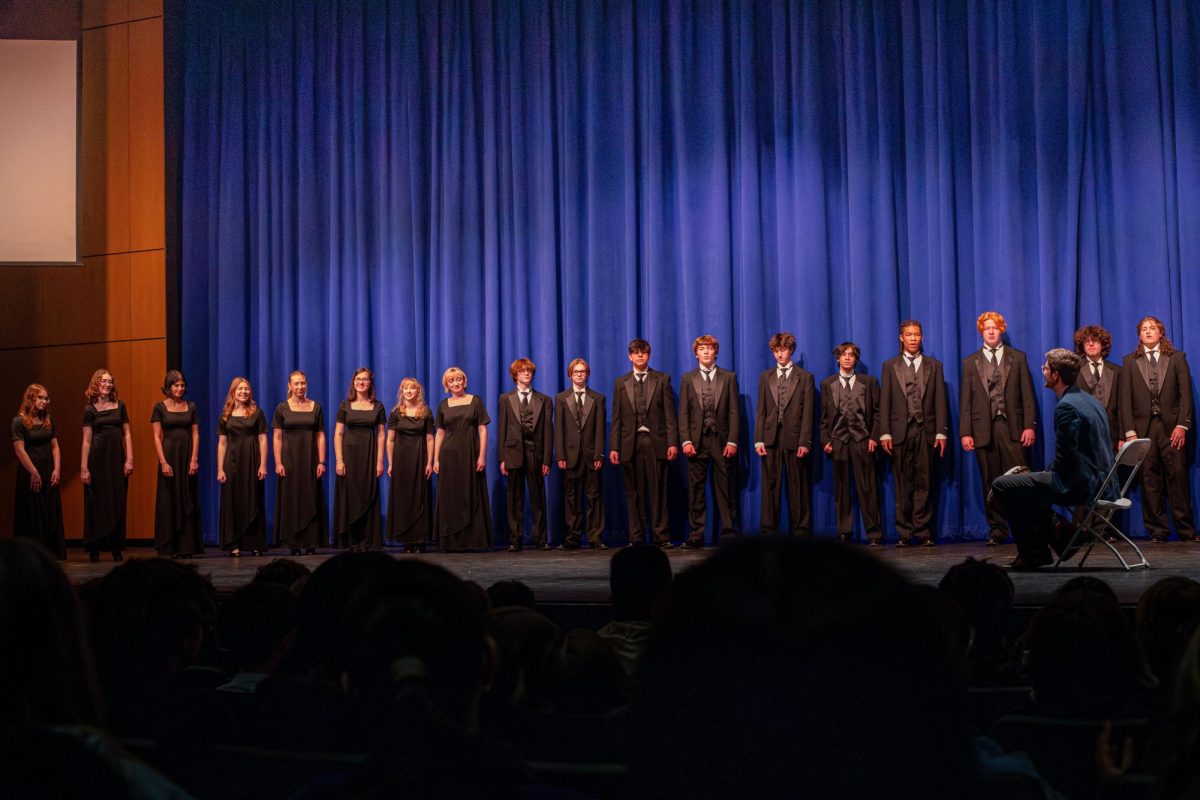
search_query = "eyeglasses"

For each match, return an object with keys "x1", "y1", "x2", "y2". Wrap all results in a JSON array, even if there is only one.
[{"x1": 36, "y1": 396, "x2": 50, "y2": 402}]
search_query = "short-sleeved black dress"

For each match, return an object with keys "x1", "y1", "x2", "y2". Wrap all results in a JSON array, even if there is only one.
[
  {"x1": 386, "y1": 409, "x2": 434, "y2": 545},
  {"x1": 218, "y1": 407, "x2": 268, "y2": 552},
  {"x1": 151, "y1": 401, "x2": 204, "y2": 557},
  {"x1": 273, "y1": 401, "x2": 327, "y2": 550},
  {"x1": 333, "y1": 399, "x2": 386, "y2": 550},
  {"x1": 433, "y1": 396, "x2": 492, "y2": 550},
  {"x1": 11, "y1": 416, "x2": 66, "y2": 559},
  {"x1": 83, "y1": 401, "x2": 129, "y2": 555}
]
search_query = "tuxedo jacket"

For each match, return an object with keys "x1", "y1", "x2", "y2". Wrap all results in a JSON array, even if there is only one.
[
  {"x1": 554, "y1": 387, "x2": 606, "y2": 469},
  {"x1": 959, "y1": 347, "x2": 1037, "y2": 445},
  {"x1": 819, "y1": 374, "x2": 880, "y2": 446},
  {"x1": 497, "y1": 388, "x2": 553, "y2": 469},
  {"x1": 678, "y1": 366, "x2": 740, "y2": 447},
  {"x1": 611, "y1": 369, "x2": 679, "y2": 461},
  {"x1": 753, "y1": 366, "x2": 815, "y2": 451},
  {"x1": 877, "y1": 354, "x2": 950, "y2": 445},
  {"x1": 1117, "y1": 349, "x2": 1193, "y2": 436},
  {"x1": 1074, "y1": 359, "x2": 1121, "y2": 444}
]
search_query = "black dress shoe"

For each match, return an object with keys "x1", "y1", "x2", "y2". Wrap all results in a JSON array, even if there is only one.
[
  {"x1": 304, "y1": 547, "x2": 317, "y2": 556},
  {"x1": 836, "y1": 533, "x2": 852, "y2": 544},
  {"x1": 922, "y1": 538, "x2": 936, "y2": 547},
  {"x1": 1149, "y1": 535, "x2": 1168, "y2": 543},
  {"x1": 290, "y1": 548, "x2": 302, "y2": 556},
  {"x1": 594, "y1": 542, "x2": 608, "y2": 550},
  {"x1": 556, "y1": 543, "x2": 580, "y2": 551},
  {"x1": 681, "y1": 539, "x2": 704, "y2": 549},
  {"x1": 867, "y1": 539, "x2": 882, "y2": 547},
  {"x1": 112, "y1": 551, "x2": 123, "y2": 562},
  {"x1": 658, "y1": 542, "x2": 676, "y2": 549},
  {"x1": 1005, "y1": 553, "x2": 1053, "y2": 571},
  {"x1": 89, "y1": 551, "x2": 100, "y2": 563},
  {"x1": 896, "y1": 538, "x2": 912, "y2": 548},
  {"x1": 986, "y1": 535, "x2": 1008, "y2": 546},
  {"x1": 537, "y1": 543, "x2": 552, "y2": 551},
  {"x1": 507, "y1": 544, "x2": 522, "y2": 552}
]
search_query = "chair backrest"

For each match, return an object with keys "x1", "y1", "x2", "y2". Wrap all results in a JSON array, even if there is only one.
[{"x1": 1088, "y1": 438, "x2": 1151, "y2": 506}]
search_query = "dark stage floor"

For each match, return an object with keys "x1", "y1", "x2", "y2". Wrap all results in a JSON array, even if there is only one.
[{"x1": 62, "y1": 539, "x2": 1199, "y2": 607}]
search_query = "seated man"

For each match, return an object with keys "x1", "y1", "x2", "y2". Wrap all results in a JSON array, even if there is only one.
[{"x1": 992, "y1": 349, "x2": 1115, "y2": 570}]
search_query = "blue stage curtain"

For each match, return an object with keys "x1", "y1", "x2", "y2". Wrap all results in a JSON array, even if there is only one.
[{"x1": 179, "y1": 0, "x2": 1200, "y2": 544}]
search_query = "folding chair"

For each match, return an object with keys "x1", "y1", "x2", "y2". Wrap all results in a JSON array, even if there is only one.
[{"x1": 1054, "y1": 438, "x2": 1151, "y2": 570}]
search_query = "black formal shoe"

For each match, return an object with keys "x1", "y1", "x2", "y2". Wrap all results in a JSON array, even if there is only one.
[
  {"x1": 836, "y1": 533, "x2": 852, "y2": 545},
  {"x1": 537, "y1": 543, "x2": 552, "y2": 551},
  {"x1": 305, "y1": 547, "x2": 317, "y2": 556},
  {"x1": 290, "y1": 548, "x2": 302, "y2": 556},
  {"x1": 230, "y1": 550, "x2": 241, "y2": 557},
  {"x1": 867, "y1": 539, "x2": 882, "y2": 547},
  {"x1": 1005, "y1": 553, "x2": 1053, "y2": 571},
  {"x1": 507, "y1": 544, "x2": 522, "y2": 552},
  {"x1": 922, "y1": 538, "x2": 936, "y2": 547},
  {"x1": 89, "y1": 552, "x2": 100, "y2": 563},
  {"x1": 896, "y1": 538, "x2": 912, "y2": 547},
  {"x1": 556, "y1": 543, "x2": 580, "y2": 551},
  {"x1": 682, "y1": 539, "x2": 704, "y2": 549},
  {"x1": 1149, "y1": 535, "x2": 1168, "y2": 543},
  {"x1": 252, "y1": 550, "x2": 265, "y2": 556},
  {"x1": 594, "y1": 542, "x2": 608, "y2": 550},
  {"x1": 112, "y1": 551, "x2": 123, "y2": 562},
  {"x1": 658, "y1": 542, "x2": 676, "y2": 549},
  {"x1": 986, "y1": 535, "x2": 1007, "y2": 547}
]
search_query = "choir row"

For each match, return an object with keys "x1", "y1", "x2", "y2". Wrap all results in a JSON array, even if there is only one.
[{"x1": 10, "y1": 313, "x2": 1197, "y2": 560}]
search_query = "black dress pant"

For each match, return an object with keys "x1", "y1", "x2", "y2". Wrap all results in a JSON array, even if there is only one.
[
  {"x1": 686, "y1": 431, "x2": 738, "y2": 543},
  {"x1": 506, "y1": 443, "x2": 547, "y2": 546},
  {"x1": 760, "y1": 438, "x2": 812, "y2": 537},
  {"x1": 563, "y1": 456, "x2": 604, "y2": 546},
  {"x1": 623, "y1": 432, "x2": 670, "y2": 544},
  {"x1": 1140, "y1": 416, "x2": 1196, "y2": 540},
  {"x1": 974, "y1": 417, "x2": 1027, "y2": 540},
  {"x1": 892, "y1": 420, "x2": 935, "y2": 542},
  {"x1": 832, "y1": 438, "x2": 881, "y2": 540}
]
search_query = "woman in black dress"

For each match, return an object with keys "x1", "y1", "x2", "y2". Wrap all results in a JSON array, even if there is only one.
[
  {"x1": 273, "y1": 370, "x2": 327, "y2": 555},
  {"x1": 216, "y1": 376, "x2": 268, "y2": 556},
  {"x1": 151, "y1": 370, "x2": 203, "y2": 558},
  {"x1": 433, "y1": 367, "x2": 492, "y2": 550},
  {"x1": 10, "y1": 384, "x2": 66, "y2": 559},
  {"x1": 333, "y1": 367, "x2": 386, "y2": 552},
  {"x1": 81, "y1": 369, "x2": 133, "y2": 562},
  {"x1": 386, "y1": 377, "x2": 434, "y2": 553}
]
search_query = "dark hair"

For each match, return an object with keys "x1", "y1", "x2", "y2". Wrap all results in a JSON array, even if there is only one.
[
  {"x1": 627, "y1": 338, "x2": 651, "y2": 355},
  {"x1": 345, "y1": 367, "x2": 376, "y2": 402},
  {"x1": 1134, "y1": 315, "x2": 1177, "y2": 356},
  {"x1": 609, "y1": 543, "x2": 673, "y2": 621},
  {"x1": 899, "y1": 319, "x2": 923, "y2": 334},
  {"x1": 832, "y1": 341, "x2": 860, "y2": 361},
  {"x1": 1044, "y1": 348, "x2": 1083, "y2": 386},
  {"x1": 768, "y1": 332, "x2": 796, "y2": 353},
  {"x1": 252, "y1": 558, "x2": 312, "y2": 592},
  {"x1": 161, "y1": 370, "x2": 187, "y2": 397},
  {"x1": 486, "y1": 580, "x2": 536, "y2": 610},
  {"x1": 1074, "y1": 325, "x2": 1113, "y2": 358},
  {"x1": 217, "y1": 583, "x2": 297, "y2": 672}
]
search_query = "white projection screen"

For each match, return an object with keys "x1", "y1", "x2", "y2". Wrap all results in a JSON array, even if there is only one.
[{"x1": 0, "y1": 39, "x2": 78, "y2": 265}]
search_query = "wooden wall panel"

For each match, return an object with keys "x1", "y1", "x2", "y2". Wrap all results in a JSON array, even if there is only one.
[
  {"x1": 128, "y1": 0, "x2": 163, "y2": 24},
  {"x1": 0, "y1": 268, "x2": 46, "y2": 350},
  {"x1": 128, "y1": 337, "x2": 166, "y2": 539},
  {"x1": 41, "y1": 255, "x2": 132, "y2": 346},
  {"x1": 83, "y1": 0, "x2": 130, "y2": 30},
  {"x1": 130, "y1": 250, "x2": 167, "y2": 339},
  {"x1": 81, "y1": 24, "x2": 131, "y2": 257},
  {"x1": 129, "y1": 17, "x2": 165, "y2": 251}
]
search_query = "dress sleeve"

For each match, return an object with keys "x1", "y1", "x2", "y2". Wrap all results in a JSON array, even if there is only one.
[
  {"x1": 10, "y1": 416, "x2": 25, "y2": 443},
  {"x1": 475, "y1": 396, "x2": 491, "y2": 427},
  {"x1": 150, "y1": 402, "x2": 163, "y2": 424},
  {"x1": 336, "y1": 400, "x2": 349, "y2": 424},
  {"x1": 435, "y1": 401, "x2": 446, "y2": 429},
  {"x1": 190, "y1": 402, "x2": 199, "y2": 426},
  {"x1": 119, "y1": 400, "x2": 129, "y2": 424},
  {"x1": 424, "y1": 415, "x2": 434, "y2": 435},
  {"x1": 387, "y1": 408, "x2": 400, "y2": 430},
  {"x1": 314, "y1": 403, "x2": 325, "y2": 430},
  {"x1": 254, "y1": 408, "x2": 267, "y2": 434},
  {"x1": 272, "y1": 403, "x2": 286, "y2": 429},
  {"x1": 217, "y1": 416, "x2": 228, "y2": 437},
  {"x1": 83, "y1": 405, "x2": 96, "y2": 427},
  {"x1": 373, "y1": 401, "x2": 386, "y2": 426}
]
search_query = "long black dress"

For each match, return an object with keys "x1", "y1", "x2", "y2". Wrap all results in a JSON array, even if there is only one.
[
  {"x1": 218, "y1": 408, "x2": 268, "y2": 552},
  {"x1": 273, "y1": 401, "x2": 327, "y2": 550},
  {"x1": 10, "y1": 416, "x2": 66, "y2": 559},
  {"x1": 333, "y1": 400, "x2": 386, "y2": 550},
  {"x1": 433, "y1": 396, "x2": 492, "y2": 550},
  {"x1": 151, "y1": 401, "x2": 204, "y2": 557},
  {"x1": 386, "y1": 410, "x2": 434, "y2": 545},
  {"x1": 83, "y1": 401, "x2": 129, "y2": 556}
]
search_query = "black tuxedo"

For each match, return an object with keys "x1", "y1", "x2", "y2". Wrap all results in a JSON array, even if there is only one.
[
  {"x1": 820, "y1": 373, "x2": 882, "y2": 541},
  {"x1": 878, "y1": 353, "x2": 949, "y2": 542},
  {"x1": 678, "y1": 366, "x2": 740, "y2": 542},
  {"x1": 1117, "y1": 348, "x2": 1195, "y2": 540},
  {"x1": 960, "y1": 346, "x2": 1037, "y2": 540},
  {"x1": 498, "y1": 388, "x2": 553, "y2": 546},
  {"x1": 611, "y1": 369, "x2": 678, "y2": 544},
  {"x1": 1075, "y1": 359, "x2": 1121, "y2": 447},
  {"x1": 554, "y1": 387, "x2": 606, "y2": 547},
  {"x1": 753, "y1": 364, "x2": 814, "y2": 535}
]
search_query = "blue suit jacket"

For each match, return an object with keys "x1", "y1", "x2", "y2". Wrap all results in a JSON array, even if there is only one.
[{"x1": 1049, "y1": 387, "x2": 1115, "y2": 504}]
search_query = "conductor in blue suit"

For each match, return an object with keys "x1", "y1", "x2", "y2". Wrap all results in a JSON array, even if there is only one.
[{"x1": 992, "y1": 349, "x2": 1115, "y2": 570}]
